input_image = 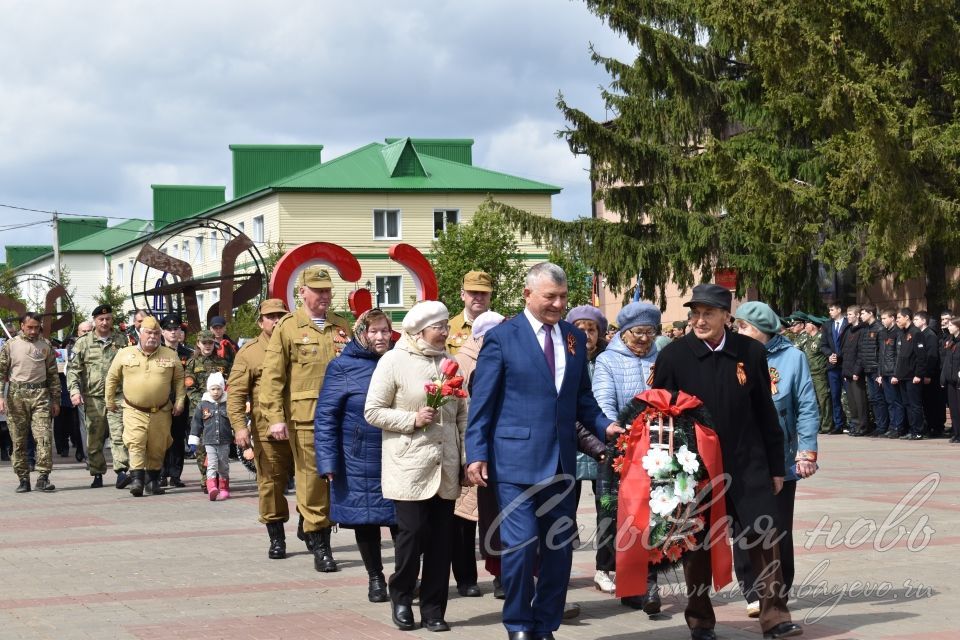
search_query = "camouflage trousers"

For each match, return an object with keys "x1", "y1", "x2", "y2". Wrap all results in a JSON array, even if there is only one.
[
  {"x1": 85, "y1": 395, "x2": 128, "y2": 475},
  {"x1": 811, "y1": 372, "x2": 833, "y2": 433},
  {"x1": 8, "y1": 386, "x2": 54, "y2": 478}
]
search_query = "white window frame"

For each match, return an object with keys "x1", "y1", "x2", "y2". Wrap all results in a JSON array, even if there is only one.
[
  {"x1": 117, "y1": 262, "x2": 125, "y2": 283},
  {"x1": 375, "y1": 275, "x2": 403, "y2": 307},
  {"x1": 433, "y1": 208, "x2": 460, "y2": 239},
  {"x1": 196, "y1": 235, "x2": 205, "y2": 262},
  {"x1": 373, "y1": 209, "x2": 402, "y2": 240},
  {"x1": 252, "y1": 215, "x2": 265, "y2": 243},
  {"x1": 237, "y1": 221, "x2": 245, "y2": 236},
  {"x1": 197, "y1": 293, "x2": 205, "y2": 319},
  {"x1": 182, "y1": 240, "x2": 190, "y2": 262},
  {"x1": 210, "y1": 231, "x2": 218, "y2": 256}
]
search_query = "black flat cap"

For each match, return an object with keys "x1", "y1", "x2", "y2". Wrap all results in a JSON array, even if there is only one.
[
  {"x1": 683, "y1": 283, "x2": 732, "y2": 312},
  {"x1": 91, "y1": 304, "x2": 113, "y2": 318},
  {"x1": 160, "y1": 314, "x2": 183, "y2": 330}
]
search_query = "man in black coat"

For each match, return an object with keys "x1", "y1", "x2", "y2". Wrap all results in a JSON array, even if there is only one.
[
  {"x1": 914, "y1": 311, "x2": 944, "y2": 437},
  {"x1": 856, "y1": 306, "x2": 885, "y2": 437},
  {"x1": 819, "y1": 302, "x2": 849, "y2": 434},
  {"x1": 894, "y1": 308, "x2": 925, "y2": 440},
  {"x1": 652, "y1": 284, "x2": 799, "y2": 640},
  {"x1": 840, "y1": 305, "x2": 868, "y2": 435}
]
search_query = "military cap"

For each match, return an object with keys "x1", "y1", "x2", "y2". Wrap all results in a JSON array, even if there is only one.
[
  {"x1": 805, "y1": 314, "x2": 827, "y2": 327},
  {"x1": 683, "y1": 283, "x2": 732, "y2": 311},
  {"x1": 298, "y1": 266, "x2": 333, "y2": 289},
  {"x1": 197, "y1": 329, "x2": 216, "y2": 342},
  {"x1": 462, "y1": 270, "x2": 493, "y2": 292},
  {"x1": 160, "y1": 314, "x2": 183, "y2": 330},
  {"x1": 140, "y1": 316, "x2": 161, "y2": 331},
  {"x1": 258, "y1": 298, "x2": 288, "y2": 316},
  {"x1": 91, "y1": 304, "x2": 113, "y2": 318},
  {"x1": 209, "y1": 315, "x2": 227, "y2": 328}
]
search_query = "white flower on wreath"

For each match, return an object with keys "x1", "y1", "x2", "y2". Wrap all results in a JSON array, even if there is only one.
[
  {"x1": 676, "y1": 445, "x2": 700, "y2": 475},
  {"x1": 642, "y1": 448, "x2": 672, "y2": 478},
  {"x1": 649, "y1": 485, "x2": 680, "y2": 516},
  {"x1": 674, "y1": 472, "x2": 696, "y2": 504}
]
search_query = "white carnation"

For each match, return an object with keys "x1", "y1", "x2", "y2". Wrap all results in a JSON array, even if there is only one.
[
  {"x1": 674, "y1": 473, "x2": 696, "y2": 504},
  {"x1": 642, "y1": 448, "x2": 672, "y2": 478},
  {"x1": 649, "y1": 485, "x2": 680, "y2": 516},
  {"x1": 676, "y1": 445, "x2": 700, "y2": 475}
]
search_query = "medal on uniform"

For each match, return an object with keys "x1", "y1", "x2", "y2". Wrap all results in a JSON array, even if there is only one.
[{"x1": 736, "y1": 362, "x2": 747, "y2": 386}]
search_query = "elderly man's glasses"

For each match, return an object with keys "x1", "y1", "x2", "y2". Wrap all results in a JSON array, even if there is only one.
[{"x1": 626, "y1": 327, "x2": 657, "y2": 339}]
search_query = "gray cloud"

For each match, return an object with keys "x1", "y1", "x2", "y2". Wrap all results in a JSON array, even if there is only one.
[{"x1": 0, "y1": 0, "x2": 634, "y2": 256}]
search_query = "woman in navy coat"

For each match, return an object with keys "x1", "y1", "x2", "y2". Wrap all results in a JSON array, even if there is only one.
[{"x1": 315, "y1": 309, "x2": 396, "y2": 603}]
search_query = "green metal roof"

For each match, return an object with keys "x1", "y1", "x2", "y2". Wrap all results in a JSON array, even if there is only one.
[
  {"x1": 273, "y1": 139, "x2": 561, "y2": 193},
  {"x1": 6, "y1": 246, "x2": 53, "y2": 268},
  {"x1": 58, "y1": 217, "x2": 107, "y2": 245},
  {"x1": 229, "y1": 145, "x2": 323, "y2": 199},
  {"x1": 152, "y1": 185, "x2": 226, "y2": 229},
  {"x1": 384, "y1": 138, "x2": 473, "y2": 165},
  {"x1": 61, "y1": 219, "x2": 152, "y2": 252}
]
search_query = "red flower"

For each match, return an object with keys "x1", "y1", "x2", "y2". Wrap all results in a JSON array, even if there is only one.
[
  {"x1": 612, "y1": 455, "x2": 625, "y2": 473},
  {"x1": 615, "y1": 433, "x2": 629, "y2": 450},
  {"x1": 424, "y1": 382, "x2": 439, "y2": 394},
  {"x1": 665, "y1": 544, "x2": 684, "y2": 562},
  {"x1": 446, "y1": 375, "x2": 464, "y2": 389},
  {"x1": 454, "y1": 389, "x2": 468, "y2": 398},
  {"x1": 440, "y1": 359, "x2": 459, "y2": 377}
]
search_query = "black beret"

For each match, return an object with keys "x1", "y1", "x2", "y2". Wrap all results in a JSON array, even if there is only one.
[{"x1": 91, "y1": 304, "x2": 113, "y2": 318}]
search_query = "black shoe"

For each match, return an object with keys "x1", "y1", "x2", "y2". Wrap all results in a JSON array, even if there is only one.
[
  {"x1": 457, "y1": 584, "x2": 482, "y2": 597},
  {"x1": 886, "y1": 430, "x2": 902, "y2": 439},
  {"x1": 35, "y1": 475, "x2": 55, "y2": 492},
  {"x1": 311, "y1": 528, "x2": 339, "y2": 572},
  {"x1": 75, "y1": 450, "x2": 85, "y2": 462},
  {"x1": 869, "y1": 430, "x2": 885, "y2": 438},
  {"x1": 90, "y1": 474, "x2": 103, "y2": 488},
  {"x1": 368, "y1": 573, "x2": 388, "y2": 602},
  {"x1": 643, "y1": 588, "x2": 662, "y2": 614},
  {"x1": 266, "y1": 522, "x2": 286, "y2": 559},
  {"x1": 422, "y1": 618, "x2": 450, "y2": 632},
  {"x1": 534, "y1": 634, "x2": 555, "y2": 640},
  {"x1": 690, "y1": 629, "x2": 717, "y2": 640},
  {"x1": 129, "y1": 470, "x2": 145, "y2": 497},
  {"x1": 561, "y1": 602, "x2": 580, "y2": 621},
  {"x1": 115, "y1": 470, "x2": 132, "y2": 489},
  {"x1": 620, "y1": 595, "x2": 645, "y2": 609},
  {"x1": 159, "y1": 477, "x2": 169, "y2": 488},
  {"x1": 15, "y1": 477, "x2": 31, "y2": 493},
  {"x1": 903, "y1": 433, "x2": 924, "y2": 440},
  {"x1": 144, "y1": 471, "x2": 165, "y2": 495},
  {"x1": 170, "y1": 477, "x2": 186, "y2": 488},
  {"x1": 828, "y1": 427, "x2": 844, "y2": 435},
  {"x1": 950, "y1": 437, "x2": 960, "y2": 443},
  {"x1": 507, "y1": 633, "x2": 533, "y2": 640},
  {"x1": 493, "y1": 576, "x2": 505, "y2": 599},
  {"x1": 391, "y1": 602, "x2": 416, "y2": 631},
  {"x1": 763, "y1": 621, "x2": 803, "y2": 638},
  {"x1": 298, "y1": 514, "x2": 314, "y2": 551}
]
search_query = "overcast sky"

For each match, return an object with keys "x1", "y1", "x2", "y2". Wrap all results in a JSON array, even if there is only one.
[{"x1": 0, "y1": 1, "x2": 634, "y2": 261}]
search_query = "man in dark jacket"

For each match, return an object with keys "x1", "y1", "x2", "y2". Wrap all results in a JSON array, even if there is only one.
[
  {"x1": 875, "y1": 309, "x2": 905, "y2": 438},
  {"x1": 840, "y1": 305, "x2": 868, "y2": 435},
  {"x1": 914, "y1": 311, "x2": 944, "y2": 438},
  {"x1": 652, "y1": 284, "x2": 799, "y2": 640},
  {"x1": 893, "y1": 308, "x2": 925, "y2": 440},
  {"x1": 856, "y1": 306, "x2": 885, "y2": 437},
  {"x1": 820, "y1": 302, "x2": 848, "y2": 434}
]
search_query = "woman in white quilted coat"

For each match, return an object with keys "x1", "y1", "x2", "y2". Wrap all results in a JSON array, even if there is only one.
[{"x1": 364, "y1": 300, "x2": 467, "y2": 633}]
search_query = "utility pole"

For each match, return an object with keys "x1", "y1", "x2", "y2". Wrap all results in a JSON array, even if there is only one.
[{"x1": 52, "y1": 211, "x2": 62, "y2": 285}]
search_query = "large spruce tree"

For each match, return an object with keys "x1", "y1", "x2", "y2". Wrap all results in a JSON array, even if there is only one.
[{"x1": 496, "y1": 0, "x2": 960, "y2": 310}]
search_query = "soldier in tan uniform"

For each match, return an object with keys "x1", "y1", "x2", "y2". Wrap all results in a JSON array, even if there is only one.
[
  {"x1": 0, "y1": 312, "x2": 61, "y2": 493},
  {"x1": 227, "y1": 298, "x2": 291, "y2": 559},
  {"x1": 66, "y1": 304, "x2": 131, "y2": 489},
  {"x1": 105, "y1": 316, "x2": 186, "y2": 497},
  {"x1": 259, "y1": 267, "x2": 351, "y2": 572},
  {"x1": 446, "y1": 270, "x2": 493, "y2": 355}
]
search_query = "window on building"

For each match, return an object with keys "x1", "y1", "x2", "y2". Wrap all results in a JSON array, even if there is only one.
[
  {"x1": 237, "y1": 221, "x2": 245, "y2": 236},
  {"x1": 197, "y1": 235, "x2": 205, "y2": 261},
  {"x1": 210, "y1": 231, "x2": 218, "y2": 255},
  {"x1": 197, "y1": 293, "x2": 205, "y2": 318},
  {"x1": 373, "y1": 209, "x2": 401, "y2": 240},
  {"x1": 253, "y1": 215, "x2": 264, "y2": 243},
  {"x1": 375, "y1": 275, "x2": 402, "y2": 307},
  {"x1": 182, "y1": 240, "x2": 190, "y2": 261},
  {"x1": 433, "y1": 209, "x2": 460, "y2": 239},
  {"x1": 170, "y1": 243, "x2": 179, "y2": 260},
  {"x1": 117, "y1": 262, "x2": 125, "y2": 283}
]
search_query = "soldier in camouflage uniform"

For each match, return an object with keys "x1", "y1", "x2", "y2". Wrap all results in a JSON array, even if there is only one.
[
  {"x1": 66, "y1": 304, "x2": 131, "y2": 489},
  {"x1": 0, "y1": 312, "x2": 61, "y2": 492},
  {"x1": 800, "y1": 314, "x2": 834, "y2": 433},
  {"x1": 183, "y1": 330, "x2": 230, "y2": 485}
]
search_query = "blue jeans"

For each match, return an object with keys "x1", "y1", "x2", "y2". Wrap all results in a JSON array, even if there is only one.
[
  {"x1": 881, "y1": 376, "x2": 905, "y2": 433},
  {"x1": 827, "y1": 368, "x2": 846, "y2": 429},
  {"x1": 865, "y1": 374, "x2": 888, "y2": 431},
  {"x1": 898, "y1": 379, "x2": 924, "y2": 436}
]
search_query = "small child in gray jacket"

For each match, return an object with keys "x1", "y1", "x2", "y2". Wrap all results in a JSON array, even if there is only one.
[{"x1": 188, "y1": 372, "x2": 232, "y2": 501}]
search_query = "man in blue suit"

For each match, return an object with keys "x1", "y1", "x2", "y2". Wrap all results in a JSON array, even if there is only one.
[
  {"x1": 465, "y1": 263, "x2": 618, "y2": 640},
  {"x1": 819, "y1": 301, "x2": 849, "y2": 434}
]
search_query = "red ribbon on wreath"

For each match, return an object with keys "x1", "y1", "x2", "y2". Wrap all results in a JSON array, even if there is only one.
[{"x1": 615, "y1": 389, "x2": 733, "y2": 598}]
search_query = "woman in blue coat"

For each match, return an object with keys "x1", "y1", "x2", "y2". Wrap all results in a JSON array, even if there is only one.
[{"x1": 315, "y1": 309, "x2": 396, "y2": 603}]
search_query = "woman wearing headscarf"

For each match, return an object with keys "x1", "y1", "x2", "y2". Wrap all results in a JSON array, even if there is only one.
[
  {"x1": 592, "y1": 301, "x2": 663, "y2": 612},
  {"x1": 450, "y1": 310, "x2": 505, "y2": 598},
  {"x1": 365, "y1": 301, "x2": 468, "y2": 633},
  {"x1": 315, "y1": 309, "x2": 397, "y2": 604},
  {"x1": 733, "y1": 301, "x2": 819, "y2": 618}
]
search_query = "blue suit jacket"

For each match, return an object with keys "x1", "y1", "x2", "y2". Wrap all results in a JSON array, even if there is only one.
[{"x1": 465, "y1": 314, "x2": 609, "y2": 485}]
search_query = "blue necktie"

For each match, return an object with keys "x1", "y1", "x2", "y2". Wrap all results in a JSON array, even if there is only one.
[{"x1": 543, "y1": 324, "x2": 555, "y2": 378}]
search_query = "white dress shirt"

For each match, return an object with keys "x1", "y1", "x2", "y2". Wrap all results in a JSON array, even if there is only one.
[{"x1": 524, "y1": 308, "x2": 565, "y2": 392}]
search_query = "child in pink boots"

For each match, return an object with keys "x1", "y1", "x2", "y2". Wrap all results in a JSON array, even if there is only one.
[{"x1": 188, "y1": 372, "x2": 232, "y2": 501}]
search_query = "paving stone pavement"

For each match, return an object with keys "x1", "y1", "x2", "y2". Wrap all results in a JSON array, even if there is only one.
[{"x1": 1, "y1": 434, "x2": 957, "y2": 640}]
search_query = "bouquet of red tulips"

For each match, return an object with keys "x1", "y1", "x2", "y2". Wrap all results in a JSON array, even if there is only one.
[{"x1": 424, "y1": 358, "x2": 467, "y2": 409}]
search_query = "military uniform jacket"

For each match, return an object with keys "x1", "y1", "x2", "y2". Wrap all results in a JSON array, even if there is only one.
[
  {"x1": 259, "y1": 307, "x2": 350, "y2": 429},
  {"x1": 226, "y1": 333, "x2": 268, "y2": 436},
  {"x1": 105, "y1": 345, "x2": 186, "y2": 411},
  {"x1": 801, "y1": 330, "x2": 828, "y2": 375},
  {"x1": 446, "y1": 311, "x2": 474, "y2": 355},
  {"x1": 183, "y1": 352, "x2": 229, "y2": 408},
  {"x1": 66, "y1": 330, "x2": 128, "y2": 398},
  {"x1": 0, "y1": 333, "x2": 61, "y2": 402}
]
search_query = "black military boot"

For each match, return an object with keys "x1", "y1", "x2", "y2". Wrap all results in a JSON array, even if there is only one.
[
  {"x1": 115, "y1": 469, "x2": 132, "y2": 489},
  {"x1": 298, "y1": 514, "x2": 315, "y2": 551},
  {"x1": 367, "y1": 572, "x2": 388, "y2": 603},
  {"x1": 312, "y1": 527, "x2": 339, "y2": 573},
  {"x1": 90, "y1": 474, "x2": 104, "y2": 488},
  {"x1": 145, "y1": 470, "x2": 165, "y2": 495},
  {"x1": 15, "y1": 477, "x2": 31, "y2": 493},
  {"x1": 266, "y1": 522, "x2": 286, "y2": 560},
  {"x1": 35, "y1": 475, "x2": 55, "y2": 492},
  {"x1": 129, "y1": 470, "x2": 146, "y2": 497}
]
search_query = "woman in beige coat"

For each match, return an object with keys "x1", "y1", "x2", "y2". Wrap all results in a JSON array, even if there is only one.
[{"x1": 364, "y1": 300, "x2": 467, "y2": 633}]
